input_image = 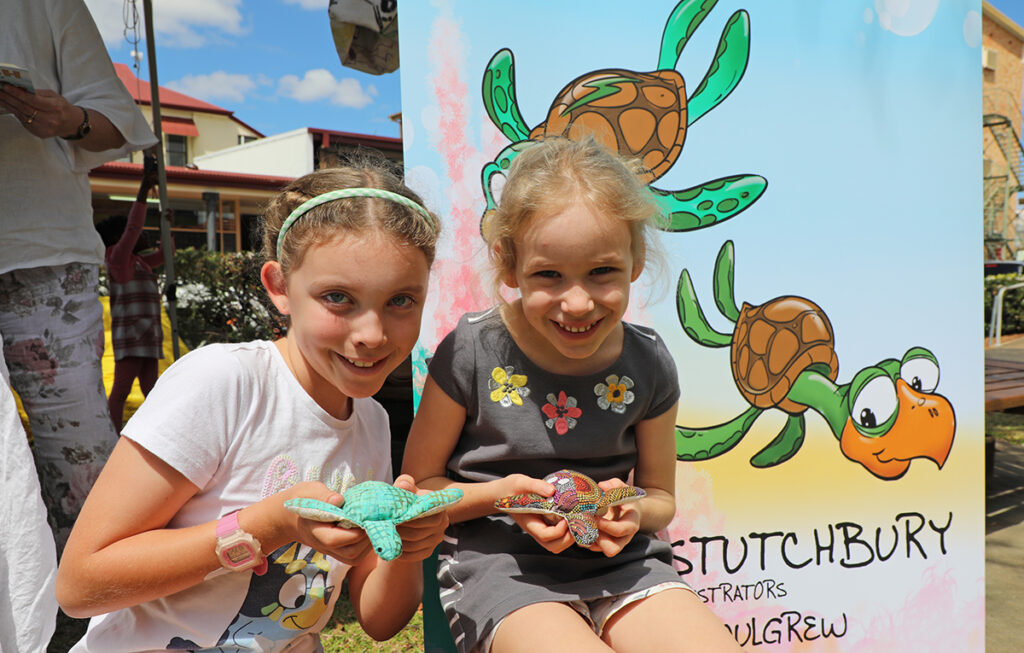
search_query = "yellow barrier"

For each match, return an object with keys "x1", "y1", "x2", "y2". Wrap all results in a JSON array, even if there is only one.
[{"x1": 15, "y1": 297, "x2": 185, "y2": 434}]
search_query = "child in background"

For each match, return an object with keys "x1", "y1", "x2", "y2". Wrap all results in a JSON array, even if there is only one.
[
  {"x1": 95, "y1": 151, "x2": 165, "y2": 430},
  {"x1": 403, "y1": 137, "x2": 741, "y2": 653},
  {"x1": 57, "y1": 163, "x2": 450, "y2": 651}
]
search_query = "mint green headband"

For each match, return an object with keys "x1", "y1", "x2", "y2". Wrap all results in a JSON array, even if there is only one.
[{"x1": 276, "y1": 188, "x2": 436, "y2": 260}]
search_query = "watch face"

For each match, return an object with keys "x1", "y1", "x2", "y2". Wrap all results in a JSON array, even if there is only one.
[{"x1": 224, "y1": 542, "x2": 255, "y2": 565}]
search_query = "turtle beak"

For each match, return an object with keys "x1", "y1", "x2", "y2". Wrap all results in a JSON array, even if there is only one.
[{"x1": 840, "y1": 379, "x2": 955, "y2": 480}]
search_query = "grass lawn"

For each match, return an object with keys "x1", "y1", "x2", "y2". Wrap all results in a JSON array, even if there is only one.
[{"x1": 987, "y1": 410, "x2": 1024, "y2": 446}]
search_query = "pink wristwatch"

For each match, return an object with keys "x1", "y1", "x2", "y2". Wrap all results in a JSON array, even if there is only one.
[{"x1": 215, "y1": 511, "x2": 267, "y2": 574}]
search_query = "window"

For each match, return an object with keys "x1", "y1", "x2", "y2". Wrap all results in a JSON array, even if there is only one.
[
  {"x1": 238, "y1": 135, "x2": 258, "y2": 146},
  {"x1": 166, "y1": 134, "x2": 187, "y2": 167}
]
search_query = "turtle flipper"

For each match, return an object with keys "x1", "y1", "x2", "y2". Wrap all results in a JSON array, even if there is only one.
[
  {"x1": 565, "y1": 514, "x2": 600, "y2": 547},
  {"x1": 713, "y1": 240, "x2": 740, "y2": 322},
  {"x1": 687, "y1": 10, "x2": 751, "y2": 125},
  {"x1": 676, "y1": 405, "x2": 762, "y2": 460},
  {"x1": 397, "y1": 488, "x2": 464, "y2": 523},
  {"x1": 651, "y1": 174, "x2": 767, "y2": 232},
  {"x1": 657, "y1": 0, "x2": 719, "y2": 70},
  {"x1": 494, "y1": 492, "x2": 552, "y2": 513},
  {"x1": 750, "y1": 413, "x2": 806, "y2": 468},
  {"x1": 362, "y1": 521, "x2": 404, "y2": 561},
  {"x1": 676, "y1": 268, "x2": 732, "y2": 347},
  {"x1": 481, "y1": 141, "x2": 535, "y2": 217},
  {"x1": 600, "y1": 486, "x2": 646, "y2": 509},
  {"x1": 284, "y1": 498, "x2": 345, "y2": 522},
  {"x1": 482, "y1": 48, "x2": 531, "y2": 142}
]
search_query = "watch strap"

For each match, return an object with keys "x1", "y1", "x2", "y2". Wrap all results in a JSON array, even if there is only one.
[
  {"x1": 216, "y1": 510, "x2": 268, "y2": 574},
  {"x1": 61, "y1": 106, "x2": 90, "y2": 141}
]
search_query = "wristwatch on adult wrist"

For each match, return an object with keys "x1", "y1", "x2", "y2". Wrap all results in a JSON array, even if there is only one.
[
  {"x1": 61, "y1": 106, "x2": 91, "y2": 141},
  {"x1": 215, "y1": 510, "x2": 268, "y2": 574}
]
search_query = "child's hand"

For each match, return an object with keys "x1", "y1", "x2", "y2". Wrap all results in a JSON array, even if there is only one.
[
  {"x1": 587, "y1": 478, "x2": 642, "y2": 557},
  {"x1": 391, "y1": 474, "x2": 450, "y2": 562},
  {"x1": 497, "y1": 474, "x2": 576, "y2": 554},
  {"x1": 282, "y1": 482, "x2": 374, "y2": 565}
]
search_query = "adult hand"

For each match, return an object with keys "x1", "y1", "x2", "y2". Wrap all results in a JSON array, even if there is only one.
[{"x1": 0, "y1": 84, "x2": 81, "y2": 140}]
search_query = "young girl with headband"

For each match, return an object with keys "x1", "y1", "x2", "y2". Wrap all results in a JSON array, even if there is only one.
[
  {"x1": 56, "y1": 163, "x2": 450, "y2": 651},
  {"x1": 403, "y1": 137, "x2": 741, "y2": 652}
]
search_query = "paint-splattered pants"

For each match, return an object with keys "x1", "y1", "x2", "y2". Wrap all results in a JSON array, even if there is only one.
[{"x1": 0, "y1": 263, "x2": 117, "y2": 554}]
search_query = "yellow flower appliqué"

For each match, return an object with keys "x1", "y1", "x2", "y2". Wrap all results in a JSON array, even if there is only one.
[
  {"x1": 489, "y1": 366, "x2": 530, "y2": 407},
  {"x1": 594, "y1": 374, "x2": 635, "y2": 414}
]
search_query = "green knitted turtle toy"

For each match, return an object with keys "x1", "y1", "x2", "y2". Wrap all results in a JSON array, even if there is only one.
[{"x1": 285, "y1": 481, "x2": 463, "y2": 561}]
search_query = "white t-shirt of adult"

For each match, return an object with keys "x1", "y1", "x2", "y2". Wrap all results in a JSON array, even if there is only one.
[
  {"x1": 0, "y1": 0, "x2": 157, "y2": 275},
  {"x1": 72, "y1": 340, "x2": 393, "y2": 653}
]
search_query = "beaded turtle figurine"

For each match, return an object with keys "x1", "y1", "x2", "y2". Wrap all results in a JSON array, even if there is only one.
[
  {"x1": 494, "y1": 469, "x2": 645, "y2": 547},
  {"x1": 284, "y1": 481, "x2": 463, "y2": 561}
]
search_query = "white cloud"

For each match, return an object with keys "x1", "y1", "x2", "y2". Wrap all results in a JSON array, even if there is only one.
[
  {"x1": 282, "y1": 0, "x2": 328, "y2": 10},
  {"x1": 278, "y1": 69, "x2": 377, "y2": 108},
  {"x1": 83, "y1": 0, "x2": 245, "y2": 49},
  {"x1": 166, "y1": 72, "x2": 260, "y2": 104}
]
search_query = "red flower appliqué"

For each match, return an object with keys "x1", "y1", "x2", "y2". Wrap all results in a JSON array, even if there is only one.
[{"x1": 541, "y1": 391, "x2": 582, "y2": 435}]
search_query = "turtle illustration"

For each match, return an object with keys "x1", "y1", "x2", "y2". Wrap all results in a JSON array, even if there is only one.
[
  {"x1": 480, "y1": 0, "x2": 766, "y2": 232},
  {"x1": 494, "y1": 469, "x2": 645, "y2": 547},
  {"x1": 674, "y1": 240, "x2": 956, "y2": 480},
  {"x1": 284, "y1": 482, "x2": 463, "y2": 561}
]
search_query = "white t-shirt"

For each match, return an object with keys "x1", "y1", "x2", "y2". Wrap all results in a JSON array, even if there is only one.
[
  {"x1": 72, "y1": 341, "x2": 393, "y2": 653},
  {"x1": 0, "y1": 0, "x2": 157, "y2": 275}
]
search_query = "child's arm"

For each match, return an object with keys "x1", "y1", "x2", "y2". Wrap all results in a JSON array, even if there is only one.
[
  {"x1": 343, "y1": 474, "x2": 449, "y2": 641},
  {"x1": 56, "y1": 437, "x2": 376, "y2": 617},
  {"x1": 589, "y1": 402, "x2": 679, "y2": 557},
  {"x1": 401, "y1": 375, "x2": 569, "y2": 551}
]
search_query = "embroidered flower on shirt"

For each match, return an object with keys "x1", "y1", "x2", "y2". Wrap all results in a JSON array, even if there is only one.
[
  {"x1": 489, "y1": 366, "x2": 530, "y2": 407},
  {"x1": 594, "y1": 374, "x2": 634, "y2": 413},
  {"x1": 542, "y1": 391, "x2": 582, "y2": 435}
]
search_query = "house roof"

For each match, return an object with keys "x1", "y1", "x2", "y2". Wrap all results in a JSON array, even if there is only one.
[
  {"x1": 114, "y1": 63, "x2": 264, "y2": 138},
  {"x1": 91, "y1": 160, "x2": 293, "y2": 191},
  {"x1": 308, "y1": 127, "x2": 402, "y2": 152}
]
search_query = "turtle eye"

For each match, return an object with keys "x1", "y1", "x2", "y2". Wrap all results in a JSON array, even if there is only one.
[
  {"x1": 850, "y1": 375, "x2": 897, "y2": 437},
  {"x1": 900, "y1": 357, "x2": 939, "y2": 394}
]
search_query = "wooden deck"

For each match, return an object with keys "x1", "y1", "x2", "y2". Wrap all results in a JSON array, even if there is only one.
[{"x1": 986, "y1": 358, "x2": 1024, "y2": 411}]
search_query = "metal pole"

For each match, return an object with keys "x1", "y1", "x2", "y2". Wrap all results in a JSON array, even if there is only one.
[{"x1": 142, "y1": 0, "x2": 180, "y2": 359}]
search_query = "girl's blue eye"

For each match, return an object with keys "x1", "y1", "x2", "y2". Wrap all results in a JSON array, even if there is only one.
[
  {"x1": 535, "y1": 270, "x2": 560, "y2": 279},
  {"x1": 390, "y1": 295, "x2": 415, "y2": 308},
  {"x1": 324, "y1": 292, "x2": 352, "y2": 305},
  {"x1": 591, "y1": 266, "x2": 616, "y2": 275}
]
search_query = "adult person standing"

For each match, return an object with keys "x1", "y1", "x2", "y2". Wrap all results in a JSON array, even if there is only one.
[{"x1": 0, "y1": 0, "x2": 157, "y2": 555}]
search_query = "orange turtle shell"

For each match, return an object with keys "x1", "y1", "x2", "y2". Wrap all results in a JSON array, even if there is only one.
[
  {"x1": 529, "y1": 68, "x2": 687, "y2": 184},
  {"x1": 731, "y1": 297, "x2": 839, "y2": 415}
]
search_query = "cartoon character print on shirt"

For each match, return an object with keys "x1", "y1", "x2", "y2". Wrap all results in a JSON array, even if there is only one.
[{"x1": 167, "y1": 544, "x2": 334, "y2": 652}]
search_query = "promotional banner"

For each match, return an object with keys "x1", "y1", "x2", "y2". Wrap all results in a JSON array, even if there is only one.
[{"x1": 398, "y1": 1, "x2": 983, "y2": 649}]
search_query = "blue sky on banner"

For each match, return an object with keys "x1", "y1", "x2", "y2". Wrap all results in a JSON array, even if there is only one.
[{"x1": 84, "y1": 0, "x2": 402, "y2": 139}]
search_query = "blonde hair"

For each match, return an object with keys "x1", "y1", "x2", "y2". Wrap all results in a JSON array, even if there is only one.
[
  {"x1": 480, "y1": 136, "x2": 665, "y2": 299},
  {"x1": 261, "y1": 163, "x2": 440, "y2": 276}
]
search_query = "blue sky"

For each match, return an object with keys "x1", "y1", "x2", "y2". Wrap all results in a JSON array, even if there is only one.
[{"x1": 84, "y1": 0, "x2": 402, "y2": 139}]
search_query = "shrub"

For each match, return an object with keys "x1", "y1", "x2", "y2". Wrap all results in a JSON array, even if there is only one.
[
  {"x1": 163, "y1": 248, "x2": 287, "y2": 349},
  {"x1": 985, "y1": 273, "x2": 1024, "y2": 336}
]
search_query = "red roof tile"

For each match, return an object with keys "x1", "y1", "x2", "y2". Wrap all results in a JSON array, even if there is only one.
[{"x1": 91, "y1": 160, "x2": 294, "y2": 191}]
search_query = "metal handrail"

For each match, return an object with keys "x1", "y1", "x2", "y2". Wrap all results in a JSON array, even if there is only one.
[{"x1": 988, "y1": 281, "x2": 1024, "y2": 346}]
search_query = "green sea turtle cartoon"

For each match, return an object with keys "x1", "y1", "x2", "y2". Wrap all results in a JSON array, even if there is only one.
[
  {"x1": 480, "y1": 0, "x2": 766, "y2": 232},
  {"x1": 284, "y1": 482, "x2": 463, "y2": 561},
  {"x1": 674, "y1": 240, "x2": 956, "y2": 480},
  {"x1": 494, "y1": 469, "x2": 645, "y2": 547}
]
